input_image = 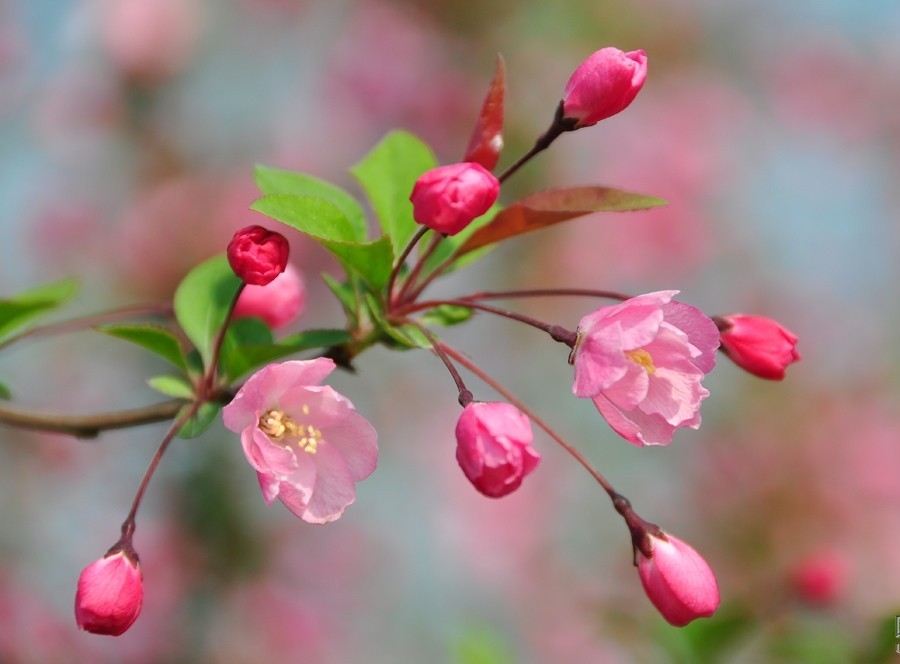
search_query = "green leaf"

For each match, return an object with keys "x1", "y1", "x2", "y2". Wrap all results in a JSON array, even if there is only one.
[
  {"x1": 0, "y1": 382, "x2": 11, "y2": 400},
  {"x1": 252, "y1": 195, "x2": 394, "y2": 291},
  {"x1": 251, "y1": 194, "x2": 359, "y2": 242},
  {"x1": 462, "y1": 54, "x2": 506, "y2": 172},
  {"x1": 456, "y1": 185, "x2": 667, "y2": 256},
  {"x1": 173, "y1": 255, "x2": 242, "y2": 369},
  {"x1": 97, "y1": 324, "x2": 187, "y2": 371},
  {"x1": 0, "y1": 279, "x2": 79, "y2": 342},
  {"x1": 419, "y1": 304, "x2": 474, "y2": 327},
  {"x1": 177, "y1": 401, "x2": 221, "y2": 439},
  {"x1": 366, "y1": 294, "x2": 430, "y2": 350},
  {"x1": 350, "y1": 130, "x2": 438, "y2": 256},
  {"x1": 321, "y1": 273, "x2": 361, "y2": 326},
  {"x1": 147, "y1": 374, "x2": 195, "y2": 399},
  {"x1": 253, "y1": 165, "x2": 368, "y2": 241},
  {"x1": 222, "y1": 329, "x2": 353, "y2": 381}
]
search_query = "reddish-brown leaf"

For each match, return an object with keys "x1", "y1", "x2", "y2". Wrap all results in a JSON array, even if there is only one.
[
  {"x1": 462, "y1": 54, "x2": 505, "y2": 172},
  {"x1": 456, "y1": 185, "x2": 666, "y2": 255}
]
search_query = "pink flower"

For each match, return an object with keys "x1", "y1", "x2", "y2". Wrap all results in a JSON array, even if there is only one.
[
  {"x1": 572, "y1": 291, "x2": 719, "y2": 446},
  {"x1": 637, "y1": 531, "x2": 720, "y2": 627},
  {"x1": 233, "y1": 263, "x2": 306, "y2": 330},
  {"x1": 455, "y1": 402, "x2": 540, "y2": 498},
  {"x1": 74, "y1": 548, "x2": 143, "y2": 636},
  {"x1": 716, "y1": 314, "x2": 800, "y2": 380},
  {"x1": 410, "y1": 162, "x2": 500, "y2": 236},
  {"x1": 222, "y1": 359, "x2": 378, "y2": 524},
  {"x1": 562, "y1": 47, "x2": 648, "y2": 128},
  {"x1": 227, "y1": 225, "x2": 289, "y2": 286}
]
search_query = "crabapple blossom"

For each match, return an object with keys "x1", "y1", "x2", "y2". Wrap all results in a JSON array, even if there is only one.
[
  {"x1": 716, "y1": 314, "x2": 800, "y2": 380},
  {"x1": 572, "y1": 290, "x2": 719, "y2": 446},
  {"x1": 222, "y1": 359, "x2": 377, "y2": 524},
  {"x1": 637, "y1": 531, "x2": 720, "y2": 627},
  {"x1": 455, "y1": 401, "x2": 540, "y2": 498},
  {"x1": 74, "y1": 549, "x2": 143, "y2": 636},
  {"x1": 227, "y1": 225, "x2": 289, "y2": 286},
  {"x1": 233, "y1": 263, "x2": 306, "y2": 330},
  {"x1": 562, "y1": 47, "x2": 648, "y2": 128},
  {"x1": 410, "y1": 162, "x2": 499, "y2": 235}
]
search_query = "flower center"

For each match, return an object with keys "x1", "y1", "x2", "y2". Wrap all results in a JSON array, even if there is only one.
[
  {"x1": 625, "y1": 348, "x2": 656, "y2": 374},
  {"x1": 259, "y1": 407, "x2": 321, "y2": 454}
]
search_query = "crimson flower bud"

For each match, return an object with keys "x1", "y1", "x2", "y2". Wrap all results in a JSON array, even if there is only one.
[
  {"x1": 227, "y1": 224, "x2": 289, "y2": 286},
  {"x1": 562, "y1": 47, "x2": 648, "y2": 128},
  {"x1": 455, "y1": 401, "x2": 540, "y2": 498},
  {"x1": 637, "y1": 531, "x2": 720, "y2": 627},
  {"x1": 410, "y1": 162, "x2": 500, "y2": 236},
  {"x1": 233, "y1": 263, "x2": 306, "y2": 329},
  {"x1": 716, "y1": 314, "x2": 800, "y2": 380},
  {"x1": 74, "y1": 548, "x2": 143, "y2": 636}
]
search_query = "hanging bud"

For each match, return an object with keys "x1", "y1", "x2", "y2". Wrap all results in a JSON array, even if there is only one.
[
  {"x1": 233, "y1": 263, "x2": 306, "y2": 330},
  {"x1": 74, "y1": 547, "x2": 143, "y2": 636},
  {"x1": 562, "y1": 47, "x2": 648, "y2": 128},
  {"x1": 455, "y1": 401, "x2": 540, "y2": 498},
  {"x1": 715, "y1": 314, "x2": 800, "y2": 380},
  {"x1": 410, "y1": 162, "x2": 500, "y2": 236},
  {"x1": 637, "y1": 530, "x2": 720, "y2": 627},
  {"x1": 227, "y1": 224, "x2": 289, "y2": 286}
]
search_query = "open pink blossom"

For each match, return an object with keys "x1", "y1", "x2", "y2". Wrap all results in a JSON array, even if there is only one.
[
  {"x1": 572, "y1": 291, "x2": 719, "y2": 446},
  {"x1": 716, "y1": 313, "x2": 800, "y2": 380},
  {"x1": 455, "y1": 401, "x2": 540, "y2": 498},
  {"x1": 74, "y1": 548, "x2": 143, "y2": 636},
  {"x1": 222, "y1": 359, "x2": 378, "y2": 524},
  {"x1": 233, "y1": 263, "x2": 306, "y2": 330},
  {"x1": 637, "y1": 531, "x2": 720, "y2": 626},
  {"x1": 562, "y1": 47, "x2": 648, "y2": 128}
]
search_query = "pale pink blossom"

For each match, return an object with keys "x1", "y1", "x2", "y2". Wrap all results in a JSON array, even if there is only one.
[
  {"x1": 227, "y1": 225, "x2": 290, "y2": 286},
  {"x1": 562, "y1": 47, "x2": 648, "y2": 128},
  {"x1": 233, "y1": 263, "x2": 306, "y2": 330},
  {"x1": 572, "y1": 290, "x2": 718, "y2": 446},
  {"x1": 716, "y1": 313, "x2": 800, "y2": 380},
  {"x1": 455, "y1": 402, "x2": 540, "y2": 498},
  {"x1": 74, "y1": 549, "x2": 143, "y2": 636},
  {"x1": 410, "y1": 162, "x2": 499, "y2": 236},
  {"x1": 222, "y1": 359, "x2": 377, "y2": 524},
  {"x1": 637, "y1": 531, "x2": 720, "y2": 626}
]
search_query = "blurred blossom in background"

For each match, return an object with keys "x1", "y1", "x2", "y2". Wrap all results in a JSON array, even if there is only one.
[{"x1": 1, "y1": 1, "x2": 899, "y2": 661}]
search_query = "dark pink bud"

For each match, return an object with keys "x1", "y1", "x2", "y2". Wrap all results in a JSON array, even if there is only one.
[
  {"x1": 562, "y1": 47, "x2": 648, "y2": 128},
  {"x1": 790, "y1": 550, "x2": 849, "y2": 606},
  {"x1": 233, "y1": 263, "x2": 306, "y2": 329},
  {"x1": 637, "y1": 531, "x2": 720, "y2": 627},
  {"x1": 74, "y1": 549, "x2": 143, "y2": 636},
  {"x1": 717, "y1": 314, "x2": 800, "y2": 380},
  {"x1": 455, "y1": 402, "x2": 540, "y2": 498},
  {"x1": 227, "y1": 225, "x2": 289, "y2": 286},
  {"x1": 410, "y1": 162, "x2": 500, "y2": 236}
]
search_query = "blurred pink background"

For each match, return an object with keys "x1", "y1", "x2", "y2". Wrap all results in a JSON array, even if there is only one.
[{"x1": 1, "y1": 1, "x2": 899, "y2": 661}]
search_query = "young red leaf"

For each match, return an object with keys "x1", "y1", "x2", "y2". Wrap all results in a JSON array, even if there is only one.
[
  {"x1": 456, "y1": 185, "x2": 665, "y2": 255},
  {"x1": 462, "y1": 54, "x2": 505, "y2": 172}
]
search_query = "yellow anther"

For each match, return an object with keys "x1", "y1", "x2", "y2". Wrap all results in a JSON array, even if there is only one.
[
  {"x1": 625, "y1": 348, "x2": 656, "y2": 374},
  {"x1": 259, "y1": 409, "x2": 321, "y2": 454}
]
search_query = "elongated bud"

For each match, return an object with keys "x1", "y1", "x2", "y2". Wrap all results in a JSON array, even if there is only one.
[
  {"x1": 455, "y1": 401, "x2": 540, "y2": 498},
  {"x1": 410, "y1": 162, "x2": 499, "y2": 236},
  {"x1": 562, "y1": 47, "x2": 648, "y2": 128},
  {"x1": 74, "y1": 547, "x2": 143, "y2": 636},
  {"x1": 636, "y1": 530, "x2": 720, "y2": 626},
  {"x1": 715, "y1": 314, "x2": 800, "y2": 380},
  {"x1": 227, "y1": 224, "x2": 289, "y2": 286}
]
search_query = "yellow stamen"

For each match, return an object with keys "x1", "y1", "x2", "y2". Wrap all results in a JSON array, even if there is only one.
[
  {"x1": 259, "y1": 409, "x2": 321, "y2": 454},
  {"x1": 625, "y1": 348, "x2": 656, "y2": 374}
]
